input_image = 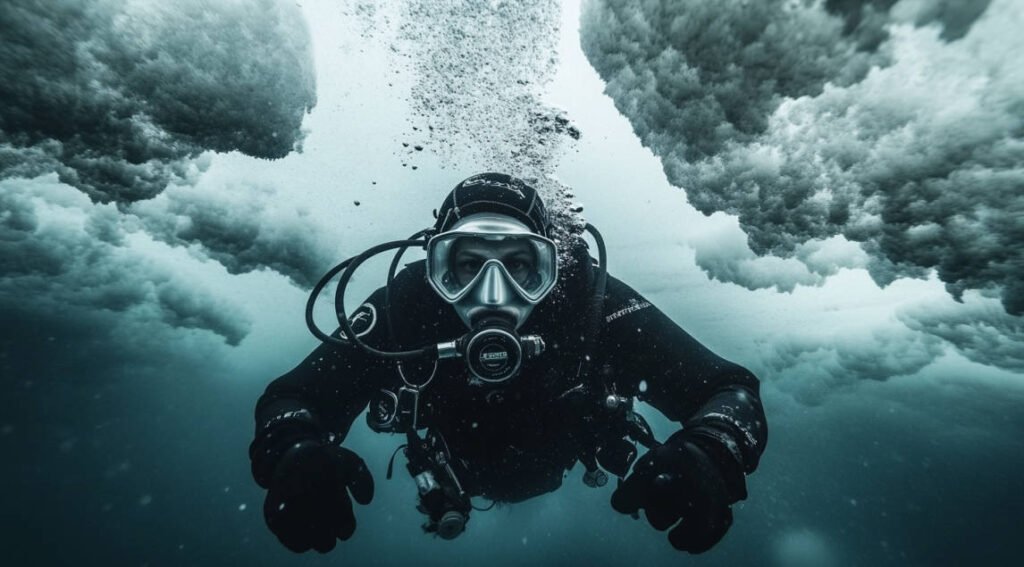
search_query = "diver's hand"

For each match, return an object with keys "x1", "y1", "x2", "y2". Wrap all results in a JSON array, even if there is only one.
[
  {"x1": 263, "y1": 442, "x2": 374, "y2": 553},
  {"x1": 611, "y1": 431, "x2": 735, "y2": 554}
]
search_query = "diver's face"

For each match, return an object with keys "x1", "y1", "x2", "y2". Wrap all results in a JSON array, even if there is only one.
[{"x1": 451, "y1": 237, "x2": 537, "y2": 287}]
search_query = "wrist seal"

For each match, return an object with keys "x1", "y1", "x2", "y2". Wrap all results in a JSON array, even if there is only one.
[
  {"x1": 249, "y1": 406, "x2": 322, "y2": 488},
  {"x1": 666, "y1": 427, "x2": 748, "y2": 503}
]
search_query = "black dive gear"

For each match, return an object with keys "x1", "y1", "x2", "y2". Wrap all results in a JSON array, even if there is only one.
[
  {"x1": 307, "y1": 217, "x2": 607, "y2": 532},
  {"x1": 433, "y1": 173, "x2": 553, "y2": 237},
  {"x1": 254, "y1": 173, "x2": 768, "y2": 552},
  {"x1": 305, "y1": 212, "x2": 606, "y2": 386},
  {"x1": 306, "y1": 173, "x2": 563, "y2": 380},
  {"x1": 305, "y1": 233, "x2": 550, "y2": 383},
  {"x1": 611, "y1": 429, "x2": 738, "y2": 554},
  {"x1": 301, "y1": 174, "x2": 609, "y2": 538},
  {"x1": 257, "y1": 260, "x2": 768, "y2": 548},
  {"x1": 391, "y1": 430, "x2": 473, "y2": 539},
  {"x1": 251, "y1": 429, "x2": 374, "y2": 553}
]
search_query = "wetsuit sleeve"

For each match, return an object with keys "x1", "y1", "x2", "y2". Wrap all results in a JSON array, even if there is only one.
[
  {"x1": 601, "y1": 276, "x2": 767, "y2": 499},
  {"x1": 249, "y1": 287, "x2": 391, "y2": 487}
]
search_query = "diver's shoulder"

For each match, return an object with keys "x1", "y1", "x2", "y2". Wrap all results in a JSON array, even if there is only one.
[
  {"x1": 391, "y1": 259, "x2": 428, "y2": 291},
  {"x1": 601, "y1": 274, "x2": 656, "y2": 325},
  {"x1": 349, "y1": 260, "x2": 429, "y2": 319},
  {"x1": 384, "y1": 259, "x2": 446, "y2": 316}
]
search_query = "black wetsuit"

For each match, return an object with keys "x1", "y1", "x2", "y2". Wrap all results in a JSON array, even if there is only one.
[{"x1": 254, "y1": 254, "x2": 767, "y2": 504}]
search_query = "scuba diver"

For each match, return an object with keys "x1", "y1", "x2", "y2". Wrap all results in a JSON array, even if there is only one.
[{"x1": 249, "y1": 173, "x2": 768, "y2": 554}]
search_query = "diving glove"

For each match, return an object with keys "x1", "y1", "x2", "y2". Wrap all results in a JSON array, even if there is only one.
[
  {"x1": 250, "y1": 422, "x2": 373, "y2": 553},
  {"x1": 610, "y1": 429, "x2": 743, "y2": 554}
]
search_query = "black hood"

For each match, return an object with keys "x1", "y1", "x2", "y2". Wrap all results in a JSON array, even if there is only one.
[{"x1": 433, "y1": 173, "x2": 552, "y2": 237}]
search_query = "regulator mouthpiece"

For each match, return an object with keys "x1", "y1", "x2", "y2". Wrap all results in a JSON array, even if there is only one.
[{"x1": 437, "y1": 328, "x2": 546, "y2": 383}]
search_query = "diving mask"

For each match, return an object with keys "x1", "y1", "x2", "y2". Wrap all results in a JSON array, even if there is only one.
[{"x1": 425, "y1": 214, "x2": 559, "y2": 330}]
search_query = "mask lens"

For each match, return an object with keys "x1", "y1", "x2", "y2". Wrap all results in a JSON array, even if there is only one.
[
  {"x1": 426, "y1": 232, "x2": 557, "y2": 302},
  {"x1": 518, "y1": 238, "x2": 556, "y2": 298}
]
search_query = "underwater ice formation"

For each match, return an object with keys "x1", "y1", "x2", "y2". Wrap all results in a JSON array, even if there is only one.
[
  {"x1": 0, "y1": 0, "x2": 316, "y2": 204},
  {"x1": 581, "y1": 0, "x2": 1023, "y2": 315},
  {"x1": 0, "y1": 177, "x2": 250, "y2": 344},
  {"x1": 0, "y1": 0, "x2": 327, "y2": 337},
  {"x1": 129, "y1": 183, "x2": 337, "y2": 289},
  {"x1": 898, "y1": 291, "x2": 1024, "y2": 372}
]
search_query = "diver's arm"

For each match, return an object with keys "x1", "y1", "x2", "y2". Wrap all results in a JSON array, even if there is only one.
[
  {"x1": 601, "y1": 276, "x2": 767, "y2": 498},
  {"x1": 248, "y1": 289, "x2": 387, "y2": 553},
  {"x1": 250, "y1": 288, "x2": 390, "y2": 487}
]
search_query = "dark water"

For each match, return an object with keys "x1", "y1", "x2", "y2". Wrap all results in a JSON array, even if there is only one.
[{"x1": 3, "y1": 307, "x2": 1022, "y2": 567}]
